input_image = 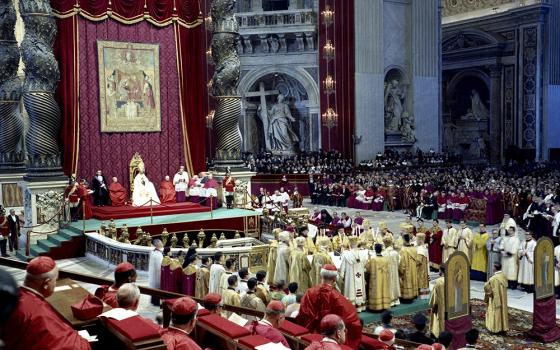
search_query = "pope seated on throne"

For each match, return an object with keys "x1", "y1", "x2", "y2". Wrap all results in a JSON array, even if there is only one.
[{"x1": 131, "y1": 159, "x2": 160, "y2": 206}]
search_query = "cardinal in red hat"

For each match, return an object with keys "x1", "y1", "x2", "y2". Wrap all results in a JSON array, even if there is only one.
[
  {"x1": 0, "y1": 256, "x2": 91, "y2": 350},
  {"x1": 94, "y1": 262, "x2": 137, "y2": 308},
  {"x1": 297, "y1": 264, "x2": 363, "y2": 349},
  {"x1": 160, "y1": 297, "x2": 202, "y2": 350}
]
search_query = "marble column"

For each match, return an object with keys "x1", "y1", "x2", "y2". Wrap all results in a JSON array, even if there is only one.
[
  {"x1": 19, "y1": 0, "x2": 64, "y2": 180},
  {"x1": 0, "y1": 0, "x2": 24, "y2": 172},
  {"x1": 411, "y1": 0, "x2": 440, "y2": 152},
  {"x1": 489, "y1": 65, "x2": 502, "y2": 164},
  {"x1": 354, "y1": 0, "x2": 384, "y2": 162}
]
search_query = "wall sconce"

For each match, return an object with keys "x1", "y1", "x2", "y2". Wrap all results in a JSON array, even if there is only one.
[
  {"x1": 206, "y1": 110, "x2": 215, "y2": 129},
  {"x1": 323, "y1": 40, "x2": 335, "y2": 60},
  {"x1": 205, "y1": 16, "x2": 213, "y2": 31},
  {"x1": 321, "y1": 107, "x2": 338, "y2": 128},
  {"x1": 321, "y1": 6, "x2": 334, "y2": 25},
  {"x1": 323, "y1": 75, "x2": 336, "y2": 95}
]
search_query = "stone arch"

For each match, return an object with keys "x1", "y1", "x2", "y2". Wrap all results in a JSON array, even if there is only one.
[
  {"x1": 238, "y1": 66, "x2": 320, "y2": 154},
  {"x1": 384, "y1": 65, "x2": 409, "y2": 85},
  {"x1": 239, "y1": 65, "x2": 319, "y2": 107},
  {"x1": 446, "y1": 69, "x2": 490, "y2": 109}
]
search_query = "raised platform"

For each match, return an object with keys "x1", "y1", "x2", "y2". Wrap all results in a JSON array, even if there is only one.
[
  {"x1": 73, "y1": 208, "x2": 261, "y2": 240},
  {"x1": 91, "y1": 202, "x2": 210, "y2": 220}
]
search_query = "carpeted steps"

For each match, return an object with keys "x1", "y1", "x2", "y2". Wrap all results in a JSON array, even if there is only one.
[{"x1": 15, "y1": 227, "x2": 85, "y2": 261}]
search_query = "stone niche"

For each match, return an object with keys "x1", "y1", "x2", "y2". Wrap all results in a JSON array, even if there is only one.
[
  {"x1": 443, "y1": 72, "x2": 490, "y2": 162},
  {"x1": 384, "y1": 67, "x2": 414, "y2": 149}
]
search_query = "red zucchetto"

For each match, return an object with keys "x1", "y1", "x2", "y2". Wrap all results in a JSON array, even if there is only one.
[{"x1": 26, "y1": 256, "x2": 56, "y2": 275}]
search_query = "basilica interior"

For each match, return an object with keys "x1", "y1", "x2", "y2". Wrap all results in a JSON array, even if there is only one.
[{"x1": 1, "y1": 1, "x2": 560, "y2": 350}]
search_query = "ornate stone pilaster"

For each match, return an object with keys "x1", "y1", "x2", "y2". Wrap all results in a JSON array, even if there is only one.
[
  {"x1": 19, "y1": 0, "x2": 64, "y2": 180},
  {"x1": 259, "y1": 34, "x2": 269, "y2": 53},
  {"x1": 304, "y1": 32, "x2": 315, "y2": 51},
  {"x1": 489, "y1": 65, "x2": 503, "y2": 164},
  {"x1": 278, "y1": 33, "x2": 287, "y2": 53},
  {"x1": 0, "y1": 0, "x2": 24, "y2": 172},
  {"x1": 211, "y1": 0, "x2": 245, "y2": 170},
  {"x1": 242, "y1": 35, "x2": 253, "y2": 54},
  {"x1": 295, "y1": 32, "x2": 305, "y2": 51}
]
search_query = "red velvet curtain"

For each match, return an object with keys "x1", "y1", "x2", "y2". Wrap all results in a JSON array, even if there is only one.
[
  {"x1": 54, "y1": 15, "x2": 79, "y2": 176},
  {"x1": 51, "y1": 0, "x2": 206, "y2": 177},
  {"x1": 319, "y1": 0, "x2": 355, "y2": 159}
]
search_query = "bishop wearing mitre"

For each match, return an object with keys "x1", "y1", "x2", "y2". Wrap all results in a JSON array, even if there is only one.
[
  {"x1": 484, "y1": 261, "x2": 509, "y2": 333},
  {"x1": 367, "y1": 244, "x2": 391, "y2": 311},
  {"x1": 399, "y1": 233, "x2": 419, "y2": 302}
]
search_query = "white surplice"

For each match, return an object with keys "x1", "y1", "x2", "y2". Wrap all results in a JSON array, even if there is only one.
[
  {"x1": 517, "y1": 239, "x2": 536, "y2": 285},
  {"x1": 148, "y1": 249, "x2": 163, "y2": 289},
  {"x1": 339, "y1": 248, "x2": 367, "y2": 312}
]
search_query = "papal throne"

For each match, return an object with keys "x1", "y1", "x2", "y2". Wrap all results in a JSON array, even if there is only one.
[{"x1": 129, "y1": 153, "x2": 144, "y2": 198}]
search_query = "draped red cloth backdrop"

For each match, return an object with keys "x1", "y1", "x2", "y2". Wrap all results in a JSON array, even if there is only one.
[
  {"x1": 318, "y1": 0, "x2": 355, "y2": 159},
  {"x1": 52, "y1": 0, "x2": 207, "y2": 187}
]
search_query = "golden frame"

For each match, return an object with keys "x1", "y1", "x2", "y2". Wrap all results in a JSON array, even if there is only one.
[
  {"x1": 535, "y1": 237, "x2": 555, "y2": 300},
  {"x1": 445, "y1": 251, "x2": 471, "y2": 320},
  {"x1": 97, "y1": 40, "x2": 161, "y2": 132}
]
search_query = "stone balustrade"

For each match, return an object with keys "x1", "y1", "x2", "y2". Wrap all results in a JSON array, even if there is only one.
[
  {"x1": 236, "y1": 9, "x2": 315, "y2": 29},
  {"x1": 234, "y1": 10, "x2": 317, "y2": 55}
]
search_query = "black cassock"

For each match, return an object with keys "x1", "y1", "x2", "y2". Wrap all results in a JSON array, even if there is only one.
[{"x1": 91, "y1": 175, "x2": 109, "y2": 206}]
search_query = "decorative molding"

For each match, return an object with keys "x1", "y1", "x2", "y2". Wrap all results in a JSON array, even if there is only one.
[
  {"x1": 442, "y1": 0, "x2": 516, "y2": 17},
  {"x1": 503, "y1": 65, "x2": 515, "y2": 146},
  {"x1": 520, "y1": 25, "x2": 538, "y2": 148}
]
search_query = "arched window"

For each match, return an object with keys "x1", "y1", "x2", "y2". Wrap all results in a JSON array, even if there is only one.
[{"x1": 263, "y1": 0, "x2": 289, "y2": 11}]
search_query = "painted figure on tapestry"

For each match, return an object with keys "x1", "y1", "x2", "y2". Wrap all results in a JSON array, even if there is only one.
[
  {"x1": 98, "y1": 41, "x2": 161, "y2": 132},
  {"x1": 445, "y1": 252, "x2": 470, "y2": 320}
]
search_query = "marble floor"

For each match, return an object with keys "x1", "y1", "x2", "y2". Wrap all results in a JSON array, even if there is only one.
[{"x1": 2, "y1": 200, "x2": 559, "y2": 326}]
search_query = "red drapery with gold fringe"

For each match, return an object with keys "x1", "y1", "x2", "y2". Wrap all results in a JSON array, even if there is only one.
[{"x1": 52, "y1": 0, "x2": 206, "y2": 178}]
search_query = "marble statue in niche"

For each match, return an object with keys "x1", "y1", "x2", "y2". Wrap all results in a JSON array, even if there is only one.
[
  {"x1": 400, "y1": 112, "x2": 416, "y2": 143},
  {"x1": 461, "y1": 89, "x2": 489, "y2": 120},
  {"x1": 258, "y1": 94, "x2": 300, "y2": 154},
  {"x1": 384, "y1": 79, "x2": 406, "y2": 132}
]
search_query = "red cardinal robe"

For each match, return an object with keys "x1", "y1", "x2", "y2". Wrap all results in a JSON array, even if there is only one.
[
  {"x1": 159, "y1": 180, "x2": 176, "y2": 204},
  {"x1": 0, "y1": 287, "x2": 91, "y2": 350},
  {"x1": 77, "y1": 183, "x2": 93, "y2": 219},
  {"x1": 160, "y1": 326, "x2": 202, "y2": 350},
  {"x1": 296, "y1": 284, "x2": 362, "y2": 350},
  {"x1": 109, "y1": 181, "x2": 127, "y2": 206}
]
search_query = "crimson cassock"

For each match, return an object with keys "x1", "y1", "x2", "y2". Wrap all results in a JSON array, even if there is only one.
[
  {"x1": 305, "y1": 341, "x2": 345, "y2": 350},
  {"x1": 109, "y1": 181, "x2": 128, "y2": 206},
  {"x1": 296, "y1": 284, "x2": 362, "y2": 350},
  {"x1": 160, "y1": 327, "x2": 202, "y2": 350},
  {"x1": 0, "y1": 287, "x2": 91, "y2": 350},
  {"x1": 159, "y1": 180, "x2": 176, "y2": 204}
]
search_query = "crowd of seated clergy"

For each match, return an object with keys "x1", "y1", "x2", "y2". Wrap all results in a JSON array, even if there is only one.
[
  {"x1": 357, "y1": 149, "x2": 460, "y2": 170},
  {"x1": 249, "y1": 151, "x2": 354, "y2": 175},
  {"x1": 251, "y1": 161, "x2": 560, "y2": 228}
]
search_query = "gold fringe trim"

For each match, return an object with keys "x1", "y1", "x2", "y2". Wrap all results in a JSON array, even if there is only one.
[{"x1": 53, "y1": 7, "x2": 203, "y2": 29}]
